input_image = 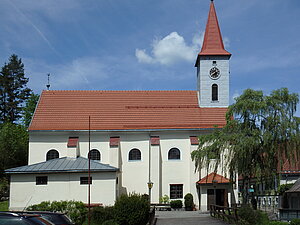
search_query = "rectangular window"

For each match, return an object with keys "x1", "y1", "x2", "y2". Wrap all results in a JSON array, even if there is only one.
[
  {"x1": 36, "y1": 176, "x2": 48, "y2": 185},
  {"x1": 80, "y1": 177, "x2": 92, "y2": 185},
  {"x1": 170, "y1": 184, "x2": 183, "y2": 199}
]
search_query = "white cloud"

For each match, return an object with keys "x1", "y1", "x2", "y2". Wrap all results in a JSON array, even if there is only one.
[
  {"x1": 135, "y1": 49, "x2": 155, "y2": 64},
  {"x1": 136, "y1": 32, "x2": 203, "y2": 65},
  {"x1": 232, "y1": 91, "x2": 240, "y2": 103},
  {"x1": 223, "y1": 37, "x2": 230, "y2": 48}
]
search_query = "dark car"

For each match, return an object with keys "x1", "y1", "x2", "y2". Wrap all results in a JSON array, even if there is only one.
[
  {"x1": 0, "y1": 212, "x2": 54, "y2": 225},
  {"x1": 21, "y1": 212, "x2": 74, "y2": 225}
]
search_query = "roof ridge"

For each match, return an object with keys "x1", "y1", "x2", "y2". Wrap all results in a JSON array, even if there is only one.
[{"x1": 42, "y1": 90, "x2": 196, "y2": 93}]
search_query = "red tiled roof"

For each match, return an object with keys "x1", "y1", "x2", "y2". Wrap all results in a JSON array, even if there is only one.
[
  {"x1": 197, "y1": 172, "x2": 230, "y2": 184},
  {"x1": 280, "y1": 159, "x2": 300, "y2": 174},
  {"x1": 67, "y1": 137, "x2": 79, "y2": 147},
  {"x1": 29, "y1": 90, "x2": 227, "y2": 131},
  {"x1": 198, "y1": 1, "x2": 231, "y2": 57}
]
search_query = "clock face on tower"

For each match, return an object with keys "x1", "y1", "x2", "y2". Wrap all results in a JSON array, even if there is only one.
[{"x1": 209, "y1": 67, "x2": 220, "y2": 79}]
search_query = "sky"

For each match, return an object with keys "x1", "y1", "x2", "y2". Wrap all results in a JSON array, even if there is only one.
[{"x1": 0, "y1": 0, "x2": 300, "y2": 115}]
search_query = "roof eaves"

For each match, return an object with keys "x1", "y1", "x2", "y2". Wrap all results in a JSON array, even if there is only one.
[
  {"x1": 5, "y1": 168, "x2": 119, "y2": 174},
  {"x1": 28, "y1": 127, "x2": 223, "y2": 133}
]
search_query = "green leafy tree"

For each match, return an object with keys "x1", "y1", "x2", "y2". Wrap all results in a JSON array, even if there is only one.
[
  {"x1": 0, "y1": 123, "x2": 28, "y2": 175},
  {"x1": 0, "y1": 54, "x2": 31, "y2": 123},
  {"x1": 114, "y1": 193, "x2": 150, "y2": 225},
  {"x1": 191, "y1": 88, "x2": 300, "y2": 203},
  {"x1": 22, "y1": 93, "x2": 39, "y2": 127}
]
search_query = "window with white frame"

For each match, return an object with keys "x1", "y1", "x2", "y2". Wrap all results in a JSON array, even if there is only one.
[
  {"x1": 128, "y1": 148, "x2": 141, "y2": 161},
  {"x1": 170, "y1": 184, "x2": 183, "y2": 199},
  {"x1": 46, "y1": 149, "x2": 59, "y2": 161},
  {"x1": 168, "y1": 148, "x2": 180, "y2": 160},
  {"x1": 88, "y1": 149, "x2": 101, "y2": 161}
]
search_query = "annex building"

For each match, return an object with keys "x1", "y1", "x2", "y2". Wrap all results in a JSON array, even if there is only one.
[{"x1": 6, "y1": 0, "x2": 238, "y2": 211}]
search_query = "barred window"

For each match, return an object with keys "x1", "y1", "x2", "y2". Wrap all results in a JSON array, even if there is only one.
[
  {"x1": 170, "y1": 184, "x2": 183, "y2": 199},
  {"x1": 46, "y1": 149, "x2": 59, "y2": 161},
  {"x1": 80, "y1": 177, "x2": 92, "y2": 185},
  {"x1": 88, "y1": 149, "x2": 101, "y2": 161},
  {"x1": 36, "y1": 176, "x2": 48, "y2": 185},
  {"x1": 168, "y1": 148, "x2": 180, "y2": 160},
  {"x1": 129, "y1": 149, "x2": 141, "y2": 161}
]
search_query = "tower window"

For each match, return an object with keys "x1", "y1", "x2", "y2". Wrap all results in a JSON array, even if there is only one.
[
  {"x1": 212, "y1": 84, "x2": 218, "y2": 101},
  {"x1": 212, "y1": 61, "x2": 217, "y2": 66}
]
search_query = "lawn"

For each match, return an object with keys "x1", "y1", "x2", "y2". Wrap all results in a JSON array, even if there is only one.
[{"x1": 0, "y1": 201, "x2": 9, "y2": 211}]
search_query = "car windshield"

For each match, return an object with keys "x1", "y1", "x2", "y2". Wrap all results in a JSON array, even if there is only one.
[
  {"x1": 40, "y1": 214, "x2": 72, "y2": 224},
  {"x1": 27, "y1": 217, "x2": 53, "y2": 225},
  {"x1": 0, "y1": 217, "x2": 31, "y2": 225}
]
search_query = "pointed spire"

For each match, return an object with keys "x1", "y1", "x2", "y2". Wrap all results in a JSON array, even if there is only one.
[{"x1": 198, "y1": 1, "x2": 231, "y2": 57}]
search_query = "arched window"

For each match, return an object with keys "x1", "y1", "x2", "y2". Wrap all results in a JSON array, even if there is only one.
[
  {"x1": 46, "y1": 149, "x2": 59, "y2": 161},
  {"x1": 129, "y1": 148, "x2": 141, "y2": 161},
  {"x1": 168, "y1": 148, "x2": 180, "y2": 160},
  {"x1": 212, "y1": 84, "x2": 218, "y2": 101},
  {"x1": 88, "y1": 149, "x2": 101, "y2": 161}
]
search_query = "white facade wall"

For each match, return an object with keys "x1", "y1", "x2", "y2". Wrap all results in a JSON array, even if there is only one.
[
  {"x1": 197, "y1": 56, "x2": 230, "y2": 108},
  {"x1": 27, "y1": 130, "x2": 238, "y2": 210},
  {"x1": 9, "y1": 172, "x2": 116, "y2": 211}
]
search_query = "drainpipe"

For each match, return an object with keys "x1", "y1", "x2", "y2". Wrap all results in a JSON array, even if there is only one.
[{"x1": 147, "y1": 133, "x2": 153, "y2": 203}]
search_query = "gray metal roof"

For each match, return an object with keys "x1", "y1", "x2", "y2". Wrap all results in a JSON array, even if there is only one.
[
  {"x1": 5, "y1": 157, "x2": 118, "y2": 174},
  {"x1": 287, "y1": 179, "x2": 300, "y2": 193}
]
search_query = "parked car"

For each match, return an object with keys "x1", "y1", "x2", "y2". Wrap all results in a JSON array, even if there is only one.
[
  {"x1": 0, "y1": 212, "x2": 55, "y2": 225},
  {"x1": 21, "y1": 211, "x2": 74, "y2": 225}
]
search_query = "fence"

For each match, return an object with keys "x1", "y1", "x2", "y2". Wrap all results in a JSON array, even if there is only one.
[
  {"x1": 279, "y1": 208, "x2": 300, "y2": 221},
  {"x1": 210, "y1": 204, "x2": 239, "y2": 224}
]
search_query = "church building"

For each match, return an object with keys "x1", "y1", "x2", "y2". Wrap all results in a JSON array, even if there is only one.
[{"x1": 6, "y1": 0, "x2": 238, "y2": 211}]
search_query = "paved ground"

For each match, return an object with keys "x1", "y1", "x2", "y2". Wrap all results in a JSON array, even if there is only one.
[{"x1": 155, "y1": 211, "x2": 228, "y2": 225}]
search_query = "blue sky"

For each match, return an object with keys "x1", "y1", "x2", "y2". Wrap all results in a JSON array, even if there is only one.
[{"x1": 0, "y1": 0, "x2": 300, "y2": 114}]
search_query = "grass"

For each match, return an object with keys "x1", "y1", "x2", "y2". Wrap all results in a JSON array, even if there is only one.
[{"x1": 0, "y1": 201, "x2": 9, "y2": 211}]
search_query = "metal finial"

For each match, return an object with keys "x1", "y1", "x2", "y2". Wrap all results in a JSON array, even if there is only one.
[{"x1": 46, "y1": 73, "x2": 50, "y2": 90}]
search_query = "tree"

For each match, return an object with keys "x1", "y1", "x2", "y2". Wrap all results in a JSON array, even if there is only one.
[
  {"x1": 191, "y1": 88, "x2": 300, "y2": 203},
  {"x1": 0, "y1": 123, "x2": 28, "y2": 176},
  {"x1": 22, "y1": 93, "x2": 39, "y2": 127},
  {"x1": 0, "y1": 54, "x2": 31, "y2": 123}
]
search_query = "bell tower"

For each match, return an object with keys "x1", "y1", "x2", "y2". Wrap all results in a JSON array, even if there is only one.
[{"x1": 195, "y1": 0, "x2": 231, "y2": 108}]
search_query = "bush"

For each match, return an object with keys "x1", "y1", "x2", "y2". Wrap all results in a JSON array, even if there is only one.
[
  {"x1": 238, "y1": 206, "x2": 268, "y2": 225},
  {"x1": 278, "y1": 183, "x2": 294, "y2": 195},
  {"x1": 0, "y1": 178, "x2": 9, "y2": 200},
  {"x1": 184, "y1": 193, "x2": 194, "y2": 211},
  {"x1": 159, "y1": 195, "x2": 170, "y2": 204},
  {"x1": 268, "y1": 221, "x2": 289, "y2": 225},
  {"x1": 91, "y1": 206, "x2": 115, "y2": 224},
  {"x1": 27, "y1": 200, "x2": 87, "y2": 225},
  {"x1": 102, "y1": 219, "x2": 119, "y2": 225},
  {"x1": 114, "y1": 193, "x2": 150, "y2": 225},
  {"x1": 170, "y1": 200, "x2": 182, "y2": 209},
  {"x1": 291, "y1": 218, "x2": 300, "y2": 225}
]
